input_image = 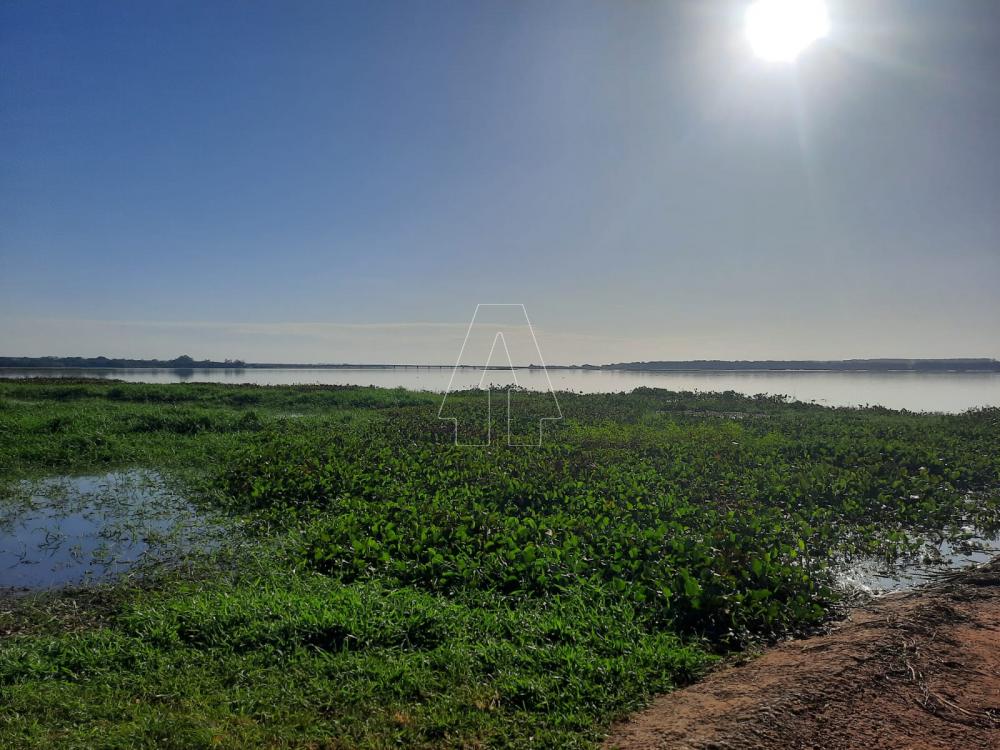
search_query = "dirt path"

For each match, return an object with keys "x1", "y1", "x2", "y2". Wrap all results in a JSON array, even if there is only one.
[{"x1": 605, "y1": 560, "x2": 1000, "y2": 750}]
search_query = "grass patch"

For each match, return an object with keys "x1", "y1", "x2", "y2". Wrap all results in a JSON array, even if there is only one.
[{"x1": 0, "y1": 379, "x2": 998, "y2": 747}]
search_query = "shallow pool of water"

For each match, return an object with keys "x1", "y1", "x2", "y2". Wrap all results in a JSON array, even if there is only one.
[
  {"x1": 836, "y1": 532, "x2": 1000, "y2": 596},
  {"x1": 0, "y1": 471, "x2": 215, "y2": 590}
]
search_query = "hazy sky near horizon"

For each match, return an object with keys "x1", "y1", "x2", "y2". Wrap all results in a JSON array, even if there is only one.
[{"x1": 2, "y1": 0, "x2": 998, "y2": 364}]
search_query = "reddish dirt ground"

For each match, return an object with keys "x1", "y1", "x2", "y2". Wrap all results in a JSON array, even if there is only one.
[{"x1": 605, "y1": 560, "x2": 1000, "y2": 750}]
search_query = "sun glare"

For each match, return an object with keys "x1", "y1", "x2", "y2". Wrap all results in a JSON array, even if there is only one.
[{"x1": 745, "y1": 0, "x2": 830, "y2": 63}]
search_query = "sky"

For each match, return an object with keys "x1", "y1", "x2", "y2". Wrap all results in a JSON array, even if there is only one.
[{"x1": 1, "y1": 0, "x2": 998, "y2": 365}]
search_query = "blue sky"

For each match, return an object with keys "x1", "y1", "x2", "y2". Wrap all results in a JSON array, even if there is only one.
[{"x1": 2, "y1": 0, "x2": 998, "y2": 363}]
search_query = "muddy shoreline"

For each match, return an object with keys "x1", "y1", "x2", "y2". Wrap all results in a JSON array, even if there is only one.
[{"x1": 606, "y1": 558, "x2": 1000, "y2": 750}]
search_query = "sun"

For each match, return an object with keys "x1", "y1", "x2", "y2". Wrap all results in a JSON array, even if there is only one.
[{"x1": 745, "y1": 0, "x2": 830, "y2": 63}]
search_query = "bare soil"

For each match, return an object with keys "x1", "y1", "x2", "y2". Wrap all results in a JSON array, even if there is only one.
[{"x1": 605, "y1": 560, "x2": 1000, "y2": 750}]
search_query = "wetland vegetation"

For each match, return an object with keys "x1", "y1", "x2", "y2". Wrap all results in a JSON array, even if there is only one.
[{"x1": 1, "y1": 379, "x2": 998, "y2": 748}]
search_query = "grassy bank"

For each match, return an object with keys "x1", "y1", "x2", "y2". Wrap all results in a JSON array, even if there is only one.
[{"x1": 1, "y1": 379, "x2": 998, "y2": 748}]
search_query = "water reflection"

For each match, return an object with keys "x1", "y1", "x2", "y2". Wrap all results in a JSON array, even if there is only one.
[
  {"x1": 836, "y1": 532, "x2": 1000, "y2": 596},
  {"x1": 2, "y1": 367, "x2": 999, "y2": 412},
  {"x1": 0, "y1": 471, "x2": 215, "y2": 590}
]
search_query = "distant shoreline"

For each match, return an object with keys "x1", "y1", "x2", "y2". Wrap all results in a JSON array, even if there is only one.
[{"x1": 2, "y1": 357, "x2": 999, "y2": 374}]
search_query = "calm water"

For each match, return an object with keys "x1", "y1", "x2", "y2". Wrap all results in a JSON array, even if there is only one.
[
  {"x1": 0, "y1": 471, "x2": 214, "y2": 589},
  {"x1": 3, "y1": 367, "x2": 1000, "y2": 412},
  {"x1": 837, "y1": 532, "x2": 1000, "y2": 596}
]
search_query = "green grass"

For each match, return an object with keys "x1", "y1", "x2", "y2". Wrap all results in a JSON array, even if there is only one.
[{"x1": 1, "y1": 379, "x2": 998, "y2": 748}]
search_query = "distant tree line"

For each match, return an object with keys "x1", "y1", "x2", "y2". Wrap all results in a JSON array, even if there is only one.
[
  {"x1": 3, "y1": 356, "x2": 998, "y2": 373},
  {"x1": 594, "y1": 359, "x2": 1000, "y2": 373},
  {"x1": 0, "y1": 355, "x2": 246, "y2": 369}
]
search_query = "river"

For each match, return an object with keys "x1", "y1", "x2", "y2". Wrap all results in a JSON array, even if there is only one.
[{"x1": 3, "y1": 367, "x2": 1000, "y2": 412}]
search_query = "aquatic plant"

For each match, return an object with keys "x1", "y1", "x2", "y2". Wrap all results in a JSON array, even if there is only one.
[{"x1": 0, "y1": 380, "x2": 997, "y2": 748}]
